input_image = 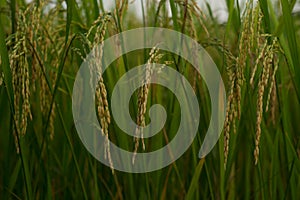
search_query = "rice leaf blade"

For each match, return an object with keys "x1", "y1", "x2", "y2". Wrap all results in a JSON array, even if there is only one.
[{"x1": 280, "y1": 0, "x2": 300, "y2": 97}]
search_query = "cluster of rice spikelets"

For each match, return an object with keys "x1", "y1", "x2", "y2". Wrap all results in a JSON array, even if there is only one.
[
  {"x1": 221, "y1": 41, "x2": 238, "y2": 168},
  {"x1": 132, "y1": 46, "x2": 164, "y2": 164},
  {"x1": 223, "y1": 0, "x2": 281, "y2": 167},
  {"x1": 6, "y1": 1, "x2": 66, "y2": 150},
  {"x1": 7, "y1": 6, "x2": 33, "y2": 152},
  {"x1": 178, "y1": 0, "x2": 209, "y2": 37},
  {"x1": 176, "y1": 0, "x2": 209, "y2": 92},
  {"x1": 223, "y1": 0, "x2": 259, "y2": 167},
  {"x1": 81, "y1": 14, "x2": 114, "y2": 172},
  {"x1": 31, "y1": 1, "x2": 60, "y2": 140},
  {"x1": 94, "y1": 15, "x2": 113, "y2": 172},
  {"x1": 252, "y1": 38, "x2": 280, "y2": 165},
  {"x1": 37, "y1": 3, "x2": 65, "y2": 140}
]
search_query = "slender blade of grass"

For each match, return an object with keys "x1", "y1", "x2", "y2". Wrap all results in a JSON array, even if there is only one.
[
  {"x1": 259, "y1": 0, "x2": 271, "y2": 33},
  {"x1": 280, "y1": 0, "x2": 300, "y2": 98},
  {"x1": 57, "y1": 104, "x2": 88, "y2": 199},
  {"x1": 0, "y1": 19, "x2": 13, "y2": 106},
  {"x1": 185, "y1": 159, "x2": 205, "y2": 200},
  {"x1": 169, "y1": 0, "x2": 179, "y2": 31}
]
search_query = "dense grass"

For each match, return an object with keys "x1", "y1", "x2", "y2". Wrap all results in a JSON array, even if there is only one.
[{"x1": 0, "y1": 0, "x2": 300, "y2": 199}]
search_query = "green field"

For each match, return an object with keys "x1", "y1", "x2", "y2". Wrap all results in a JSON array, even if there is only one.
[{"x1": 0, "y1": 0, "x2": 300, "y2": 199}]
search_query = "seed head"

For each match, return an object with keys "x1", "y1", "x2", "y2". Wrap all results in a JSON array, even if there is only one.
[{"x1": 132, "y1": 46, "x2": 164, "y2": 164}]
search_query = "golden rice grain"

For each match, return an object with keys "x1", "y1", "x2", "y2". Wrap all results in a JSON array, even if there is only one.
[
  {"x1": 270, "y1": 81, "x2": 277, "y2": 125},
  {"x1": 250, "y1": 40, "x2": 268, "y2": 86}
]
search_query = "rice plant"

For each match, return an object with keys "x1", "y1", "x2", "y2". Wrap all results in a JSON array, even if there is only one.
[{"x1": 0, "y1": 0, "x2": 299, "y2": 199}]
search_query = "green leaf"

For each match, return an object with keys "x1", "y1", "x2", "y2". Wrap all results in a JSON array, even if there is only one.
[
  {"x1": 259, "y1": 0, "x2": 271, "y2": 33},
  {"x1": 185, "y1": 159, "x2": 205, "y2": 200},
  {"x1": 0, "y1": 18, "x2": 13, "y2": 108},
  {"x1": 280, "y1": 0, "x2": 300, "y2": 97},
  {"x1": 169, "y1": 0, "x2": 179, "y2": 31}
]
